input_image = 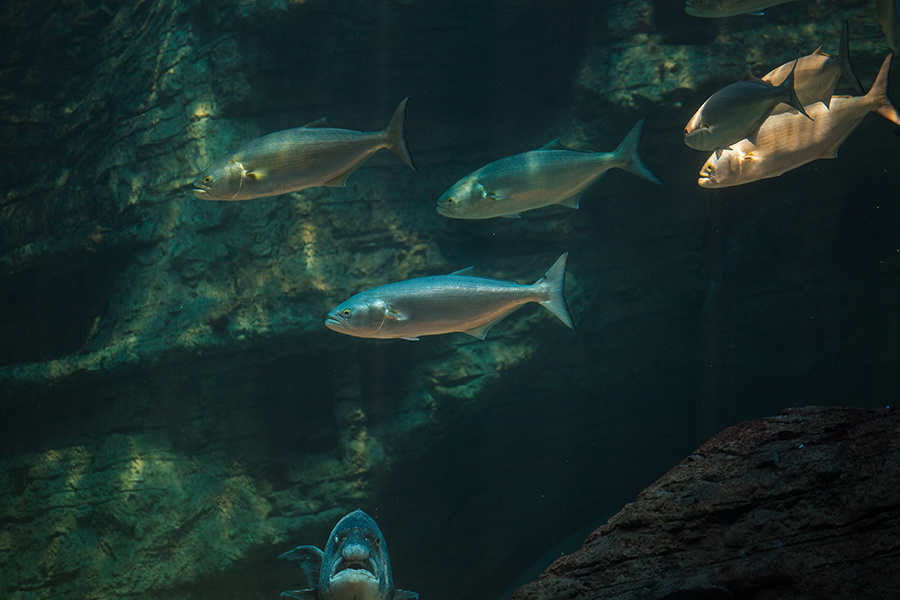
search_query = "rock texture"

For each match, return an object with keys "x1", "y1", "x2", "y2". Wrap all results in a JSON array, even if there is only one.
[{"x1": 513, "y1": 406, "x2": 900, "y2": 600}]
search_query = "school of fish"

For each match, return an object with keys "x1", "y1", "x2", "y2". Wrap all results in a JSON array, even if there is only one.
[{"x1": 190, "y1": 6, "x2": 899, "y2": 343}]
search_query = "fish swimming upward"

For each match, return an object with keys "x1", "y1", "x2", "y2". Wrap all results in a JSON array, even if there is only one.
[
  {"x1": 762, "y1": 21, "x2": 863, "y2": 114},
  {"x1": 435, "y1": 119, "x2": 661, "y2": 220},
  {"x1": 192, "y1": 98, "x2": 417, "y2": 200},
  {"x1": 684, "y1": 61, "x2": 811, "y2": 157},
  {"x1": 325, "y1": 253, "x2": 574, "y2": 340},
  {"x1": 278, "y1": 509, "x2": 418, "y2": 600},
  {"x1": 698, "y1": 54, "x2": 900, "y2": 188},
  {"x1": 684, "y1": 0, "x2": 797, "y2": 18}
]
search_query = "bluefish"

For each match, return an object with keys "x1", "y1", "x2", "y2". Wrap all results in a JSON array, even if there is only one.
[
  {"x1": 436, "y1": 120, "x2": 661, "y2": 220},
  {"x1": 192, "y1": 98, "x2": 417, "y2": 200},
  {"x1": 762, "y1": 21, "x2": 863, "y2": 114},
  {"x1": 278, "y1": 509, "x2": 417, "y2": 600},
  {"x1": 325, "y1": 253, "x2": 574, "y2": 340},
  {"x1": 684, "y1": 0, "x2": 797, "y2": 18},
  {"x1": 684, "y1": 61, "x2": 811, "y2": 157},
  {"x1": 698, "y1": 54, "x2": 900, "y2": 188}
]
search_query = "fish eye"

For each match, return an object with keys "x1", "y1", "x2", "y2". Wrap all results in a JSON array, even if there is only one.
[
  {"x1": 203, "y1": 176, "x2": 212, "y2": 184},
  {"x1": 341, "y1": 309, "x2": 351, "y2": 318},
  {"x1": 446, "y1": 197, "x2": 455, "y2": 204}
]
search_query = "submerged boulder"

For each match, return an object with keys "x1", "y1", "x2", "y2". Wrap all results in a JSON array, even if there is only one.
[{"x1": 512, "y1": 405, "x2": 900, "y2": 600}]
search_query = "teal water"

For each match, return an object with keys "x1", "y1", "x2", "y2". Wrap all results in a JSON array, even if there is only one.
[{"x1": 1, "y1": 2, "x2": 898, "y2": 600}]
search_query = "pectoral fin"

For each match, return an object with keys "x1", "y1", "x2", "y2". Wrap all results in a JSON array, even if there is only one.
[
  {"x1": 385, "y1": 307, "x2": 407, "y2": 321},
  {"x1": 475, "y1": 182, "x2": 502, "y2": 201},
  {"x1": 393, "y1": 590, "x2": 420, "y2": 600},
  {"x1": 277, "y1": 546, "x2": 324, "y2": 588},
  {"x1": 500, "y1": 213, "x2": 522, "y2": 218},
  {"x1": 715, "y1": 148, "x2": 724, "y2": 159},
  {"x1": 244, "y1": 167, "x2": 267, "y2": 181}
]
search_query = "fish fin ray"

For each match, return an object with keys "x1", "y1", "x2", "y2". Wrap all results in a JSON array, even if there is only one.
[
  {"x1": 280, "y1": 590, "x2": 318, "y2": 600},
  {"x1": 449, "y1": 266, "x2": 477, "y2": 276},
  {"x1": 535, "y1": 252, "x2": 575, "y2": 329},
  {"x1": 867, "y1": 54, "x2": 900, "y2": 127},
  {"x1": 463, "y1": 306, "x2": 524, "y2": 339},
  {"x1": 322, "y1": 163, "x2": 363, "y2": 187},
  {"x1": 302, "y1": 117, "x2": 328, "y2": 128},
  {"x1": 839, "y1": 21, "x2": 865, "y2": 94},
  {"x1": 385, "y1": 96, "x2": 418, "y2": 171},
  {"x1": 559, "y1": 194, "x2": 581, "y2": 209},
  {"x1": 540, "y1": 138, "x2": 568, "y2": 150},
  {"x1": 393, "y1": 590, "x2": 420, "y2": 600},
  {"x1": 402, "y1": 337, "x2": 420, "y2": 341},
  {"x1": 500, "y1": 212, "x2": 522, "y2": 218},
  {"x1": 612, "y1": 118, "x2": 663, "y2": 185},
  {"x1": 277, "y1": 546, "x2": 323, "y2": 588}
]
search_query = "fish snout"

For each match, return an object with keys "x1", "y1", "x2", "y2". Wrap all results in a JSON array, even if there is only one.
[{"x1": 341, "y1": 541, "x2": 370, "y2": 563}]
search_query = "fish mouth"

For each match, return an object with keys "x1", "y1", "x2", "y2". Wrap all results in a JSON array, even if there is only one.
[
  {"x1": 337, "y1": 558, "x2": 376, "y2": 577},
  {"x1": 192, "y1": 182, "x2": 211, "y2": 199},
  {"x1": 325, "y1": 313, "x2": 345, "y2": 331}
]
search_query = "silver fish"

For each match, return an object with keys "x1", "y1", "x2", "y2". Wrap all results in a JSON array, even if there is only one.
[
  {"x1": 435, "y1": 120, "x2": 661, "y2": 220},
  {"x1": 762, "y1": 21, "x2": 863, "y2": 114},
  {"x1": 278, "y1": 509, "x2": 417, "y2": 600},
  {"x1": 685, "y1": 0, "x2": 797, "y2": 18},
  {"x1": 192, "y1": 98, "x2": 417, "y2": 200},
  {"x1": 698, "y1": 54, "x2": 900, "y2": 188},
  {"x1": 684, "y1": 61, "x2": 811, "y2": 157},
  {"x1": 325, "y1": 253, "x2": 574, "y2": 341},
  {"x1": 877, "y1": 0, "x2": 900, "y2": 52}
]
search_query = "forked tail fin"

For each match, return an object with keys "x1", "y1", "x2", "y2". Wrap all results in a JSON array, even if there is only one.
[
  {"x1": 385, "y1": 97, "x2": 418, "y2": 172},
  {"x1": 867, "y1": 54, "x2": 900, "y2": 126},
  {"x1": 535, "y1": 252, "x2": 575, "y2": 330},
  {"x1": 613, "y1": 119, "x2": 663, "y2": 185}
]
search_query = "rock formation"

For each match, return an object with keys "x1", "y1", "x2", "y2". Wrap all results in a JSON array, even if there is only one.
[{"x1": 512, "y1": 406, "x2": 900, "y2": 600}]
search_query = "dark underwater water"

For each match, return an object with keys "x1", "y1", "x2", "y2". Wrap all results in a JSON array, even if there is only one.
[{"x1": 1, "y1": 1, "x2": 898, "y2": 600}]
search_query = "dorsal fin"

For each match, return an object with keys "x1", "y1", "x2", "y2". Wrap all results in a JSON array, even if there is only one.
[{"x1": 302, "y1": 117, "x2": 328, "y2": 128}]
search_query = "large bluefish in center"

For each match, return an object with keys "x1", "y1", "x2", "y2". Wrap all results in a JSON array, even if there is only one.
[
  {"x1": 278, "y1": 509, "x2": 417, "y2": 600},
  {"x1": 325, "y1": 253, "x2": 575, "y2": 340},
  {"x1": 435, "y1": 119, "x2": 661, "y2": 220}
]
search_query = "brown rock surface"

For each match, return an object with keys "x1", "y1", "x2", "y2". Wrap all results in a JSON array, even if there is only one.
[{"x1": 513, "y1": 406, "x2": 900, "y2": 600}]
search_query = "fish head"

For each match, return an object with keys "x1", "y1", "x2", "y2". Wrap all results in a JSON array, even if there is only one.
[
  {"x1": 325, "y1": 295, "x2": 387, "y2": 338},
  {"x1": 683, "y1": 112, "x2": 713, "y2": 151},
  {"x1": 192, "y1": 159, "x2": 245, "y2": 200},
  {"x1": 321, "y1": 510, "x2": 392, "y2": 600},
  {"x1": 436, "y1": 178, "x2": 479, "y2": 218},
  {"x1": 697, "y1": 148, "x2": 744, "y2": 188}
]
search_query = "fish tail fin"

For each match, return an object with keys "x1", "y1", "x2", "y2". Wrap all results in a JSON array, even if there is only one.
[
  {"x1": 385, "y1": 97, "x2": 418, "y2": 172},
  {"x1": 839, "y1": 21, "x2": 864, "y2": 94},
  {"x1": 781, "y1": 60, "x2": 812, "y2": 120},
  {"x1": 866, "y1": 54, "x2": 900, "y2": 126},
  {"x1": 613, "y1": 118, "x2": 663, "y2": 185},
  {"x1": 535, "y1": 252, "x2": 575, "y2": 330}
]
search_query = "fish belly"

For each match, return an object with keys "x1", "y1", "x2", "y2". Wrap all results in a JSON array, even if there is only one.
[
  {"x1": 479, "y1": 153, "x2": 614, "y2": 216},
  {"x1": 737, "y1": 98, "x2": 871, "y2": 183},
  {"x1": 375, "y1": 277, "x2": 537, "y2": 339}
]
